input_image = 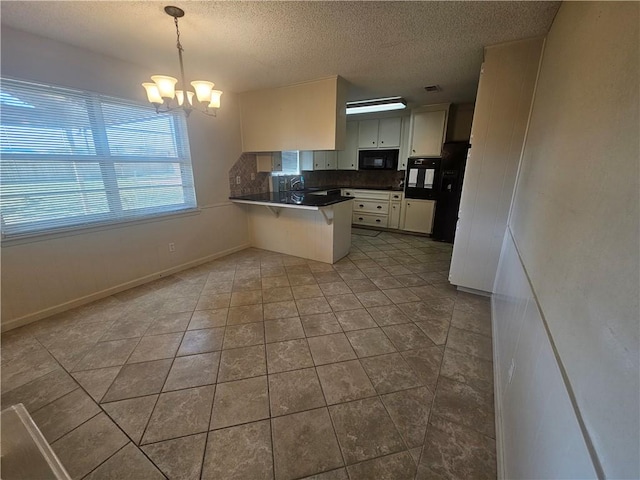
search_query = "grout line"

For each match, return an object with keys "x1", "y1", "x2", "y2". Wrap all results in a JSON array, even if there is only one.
[{"x1": 4, "y1": 233, "x2": 464, "y2": 480}]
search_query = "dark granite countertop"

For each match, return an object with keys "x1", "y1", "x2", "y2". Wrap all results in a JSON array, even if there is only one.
[{"x1": 229, "y1": 191, "x2": 353, "y2": 207}]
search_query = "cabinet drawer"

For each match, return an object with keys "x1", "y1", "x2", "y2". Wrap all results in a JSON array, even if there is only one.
[
  {"x1": 343, "y1": 189, "x2": 391, "y2": 201},
  {"x1": 353, "y1": 199, "x2": 389, "y2": 214},
  {"x1": 353, "y1": 213, "x2": 388, "y2": 228}
]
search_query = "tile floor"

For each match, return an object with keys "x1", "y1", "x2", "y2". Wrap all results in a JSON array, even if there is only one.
[{"x1": 1, "y1": 231, "x2": 497, "y2": 480}]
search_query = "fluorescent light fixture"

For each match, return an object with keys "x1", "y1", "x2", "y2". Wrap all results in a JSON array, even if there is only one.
[{"x1": 346, "y1": 97, "x2": 407, "y2": 115}]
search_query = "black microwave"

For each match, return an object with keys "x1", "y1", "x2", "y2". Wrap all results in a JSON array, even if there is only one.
[{"x1": 358, "y1": 149, "x2": 399, "y2": 170}]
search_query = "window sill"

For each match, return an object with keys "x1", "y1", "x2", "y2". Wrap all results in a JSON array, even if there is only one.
[{"x1": 1, "y1": 208, "x2": 202, "y2": 247}]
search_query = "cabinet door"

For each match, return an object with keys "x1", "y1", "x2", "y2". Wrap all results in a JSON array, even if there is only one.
[
  {"x1": 313, "y1": 151, "x2": 327, "y2": 170},
  {"x1": 338, "y1": 121, "x2": 358, "y2": 170},
  {"x1": 410, "y1": 110, "x2": 447, "y2": 157},
  {"x1": 401, "y1": 199, "x2": 435, "y2": 233},
  {"x1": 358, "y1": 119, "x2": 379, "y2": 148},
  {"x1": 398, "y1": 116, "x2": 410, "y2": 170},
  {"x1": 378, "y1": 117, "x2": 401, "y2": 148},
  {"x1": 272, "y1": 152, "x2": 283, "y2": 171},
  {"x1": 389, "y1": 201, "x2": 401, "y2": 229},
  {"x1": 256, "y1": 153, "x2": 273, "y2": 172},
  {"x1": 325, "y1": 151, "x2": 337, "y2": 170}
]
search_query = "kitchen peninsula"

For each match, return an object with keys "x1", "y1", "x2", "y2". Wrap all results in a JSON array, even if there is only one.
[{"x1": 230, "y1": 191, "x2": 354, "y2": 264}]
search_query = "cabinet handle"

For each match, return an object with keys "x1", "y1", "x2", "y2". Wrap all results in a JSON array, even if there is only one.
[
  {"x1": 377, "y1": 205, "x2": 382, "y2": 209},
  {"x1": 359, "y1": 204, "x2": 364, "y2": 208},
  {"x1": 351, "y1": 164, "x2": 354, "y2": 167},
  {"x1": 380, "y1": 141, "x2": 384, "y2": 144},
  {"x1": 376, "y1": 219, "x2": 381, "y2": 223},
  {"x1": 358, "y1": 217, "x2": 363, "y2": 221},
  {"x1": 412, "y1": 149, "x2": 416, "y2": 153}
]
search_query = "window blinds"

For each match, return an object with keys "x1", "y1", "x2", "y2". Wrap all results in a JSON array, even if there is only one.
[{"x1": 0, "y1": 78, "x2": 197, "y2": 238}]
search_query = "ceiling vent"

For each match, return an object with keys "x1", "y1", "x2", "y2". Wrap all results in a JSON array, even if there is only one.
[{"x1": 424, "y1": 85, "x2": 441, "y2": 93}]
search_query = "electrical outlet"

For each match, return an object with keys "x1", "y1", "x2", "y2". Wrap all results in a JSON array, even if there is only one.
[
  {"x1": 168, "y1": 242, "x2": 175, "y2": 253},
  {"x1": 235, "y1": 176, "x2": 241, "y2": 185},
  {"x1": 251, "y1": 173, "x2": 256, "y2": 180}
]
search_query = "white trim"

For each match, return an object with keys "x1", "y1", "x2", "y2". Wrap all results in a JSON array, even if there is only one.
[
  {"x1": 456, "y1": 285, "x2": 491, "y2": 297},
  {"x1": 1, "y1": 242, "x2": 250, "y2": 332}
]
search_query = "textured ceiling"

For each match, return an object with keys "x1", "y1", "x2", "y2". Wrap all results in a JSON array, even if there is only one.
[{"x1": 0, "y1": 1, "x2": 560, "y2": 106}]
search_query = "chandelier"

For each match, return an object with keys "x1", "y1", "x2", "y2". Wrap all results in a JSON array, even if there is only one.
[{"x1": 142, "y1": 6, "x2": 222, "y2": 117}]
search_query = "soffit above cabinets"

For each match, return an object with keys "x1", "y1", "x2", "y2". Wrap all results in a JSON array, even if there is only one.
[{"x1": 1, "y1": 2, "x2": 560, "y2": 105}]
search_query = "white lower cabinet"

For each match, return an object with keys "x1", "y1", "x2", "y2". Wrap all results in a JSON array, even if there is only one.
[
  {"x1": 401, "y1": 199, "x2": 435, "y2": 234},
  {"x1": 388, "y1": 201, "x2": 402, "y2": 229},
  {"x1": 344, "y1": 189, "x2": 404, "y2": 230}
]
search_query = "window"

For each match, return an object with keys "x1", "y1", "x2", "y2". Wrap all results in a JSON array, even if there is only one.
[
  {"x1": 0, "y1": 78, "x2": 196, "y2": 238},
  {"x1": 272, "y1": 150, "x2": 300, "y2": 176}
]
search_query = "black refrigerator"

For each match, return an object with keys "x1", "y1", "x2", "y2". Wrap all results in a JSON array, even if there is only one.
[
  {"x1": 403, "y1": 142, "x2": 469, "y2": 243},
  {"x1": 432, "y1": 142, "x2": 470, "y2": 243}
]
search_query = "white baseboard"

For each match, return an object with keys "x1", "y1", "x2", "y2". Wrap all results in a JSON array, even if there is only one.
[
  {"x1": 456, "y1": 285, "x2": 492, "y2": 297},
  {"x1": 1, "y1": 243, "x2": 250, "y2": 332},
  {"x1": 491, "y1": 295, "x2": 506, "y2": 480}
]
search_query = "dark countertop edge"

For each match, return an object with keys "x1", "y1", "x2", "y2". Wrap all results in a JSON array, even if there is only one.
[
  {"x1": 304, "y1": 185, "x2": 403, "y2": 192},
  {"x1": 229, "y1": 194, "x2": 353, "y2": 208}
]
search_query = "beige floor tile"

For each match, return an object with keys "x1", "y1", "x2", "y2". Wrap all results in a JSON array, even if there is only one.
[
  {"x1": 329, "y1": 397, "x2": 404, "y2": 465},
  {"x1": 347, "y1": 451, "x2": 416, "y2": 480},
  {"x1": 164, "y1": 351, "x2": 221, "y2": 391},
  {"x1": 272, "y1": 407, "x2": 343, "y2": 480},
  {"x1": 102, "y1": 359, "x2": 172, "y2": 403},
  {"x1": 334, "y1": 309, "x2": 377, "y2": 331},
  {"x1": 223, "y1": 323, "x2": 264, "y2": 349},
  {"x1": 265, "y1": 317, "x2": 305, "y2": 343},
  {"x1": 84, "y1": 443, "x2": 164, "y2": 480},
  {"x1": 307, "y1": 333, "x2": 356, "y2": 366},
  {"x1": 316, "y1": 360, "x2": 376, "y2": 405},
  {"x1": 269, "y1": 368, "x2": 326, "y2": 416},
  {"x1": 127, "y1": 332, "x2": 182, "y2": 364},
  {"x1": 203, "y1": 420, "x2": 273, "y2": 480},
  {"x1": 266, "y1": 339, "x2": 314, "y2": 374},
  {"x1": 178, "y1": 327, "x2": 225, "y2": 355},
  {"x1": 142, "y1": 385, "x2": 215, "y2": 444},
  {"x1": 218, "y1": 345, "x2": 266, "y2": 382},
  {"x1": 142, "y1": 433, "x2": 207, "y2": 480},
  {"x1": 345, "y1": 328, "x2": 397, "y2": 357},
  {"x1": 52, "y1": 413, "x2": 128, "y2": 479},
  {"x1": 360, "y1": 353, "x2": 423, "y2": 394},
  {"x1": 102, "y1": 394, "x2": 158, "y2": 444},
  {"x1": 210, "y1": 376, "x2": 269, "y2": 429},
  {"x1": 32, "y1": 388, "x2": 100, "y2": 443}
]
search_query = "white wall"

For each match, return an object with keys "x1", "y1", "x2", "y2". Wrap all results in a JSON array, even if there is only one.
[
  {"x1": 0, "y1": 27, "x2": 249, "y2": 330},
  {"x1": 494, "y1": 2, "x2": 639, "y2": 478}
]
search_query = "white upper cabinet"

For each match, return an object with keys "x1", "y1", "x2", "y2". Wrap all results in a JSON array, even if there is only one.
[
  {"x1": 240, "y1": 76, "x2": 347, "y2": 152},
  {"x1": 409, "y1": 104, "x2": 450, "y2": 157},
  {"x1": 357, "y1": 117, "x2": 402, "y2": 149},
  {"x1": 301, "y1": 150, "x2": 337, "y2": 171},
  {"x1": 378, "y1": 118, "x2": 402, "y2": 148},
  {"x1": 256, "y1": 152, "x2": 282, "y2": 172},
  {"x1": 337, "y1": 121, "x2": 358, "y2": 170}
]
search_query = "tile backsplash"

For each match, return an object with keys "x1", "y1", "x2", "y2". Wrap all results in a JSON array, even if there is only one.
[
  {"x1": 303, "y1": 170, "x2": 405, "y2": 190},
  {"x1": 228, "y1": 153, "x2": 270, "y2": 197}
]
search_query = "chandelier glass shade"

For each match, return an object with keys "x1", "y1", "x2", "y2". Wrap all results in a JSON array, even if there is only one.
[{"x1": 142, "y1": 6, "x2": 222, "y2": 117}]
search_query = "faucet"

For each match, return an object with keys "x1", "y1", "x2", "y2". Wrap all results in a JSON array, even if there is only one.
[{"x1": 290, "y1": 176, "x2": 305, "y2": 191}]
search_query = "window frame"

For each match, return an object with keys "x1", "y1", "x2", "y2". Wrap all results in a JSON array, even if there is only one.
[{"x1": 0, "y1": 77, "x2": 199, "y2": 241}]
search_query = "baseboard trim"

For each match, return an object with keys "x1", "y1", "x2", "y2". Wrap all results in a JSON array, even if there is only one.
[
  {"x1": 491, "y1": 294, "x2": 506, "y2": 480},
  {"x1": 456, "y1": 285, "x2": 492, "y2": 297},
  {"x1": 1, "y1": 243, "x2": 251, "y2": 332}
]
